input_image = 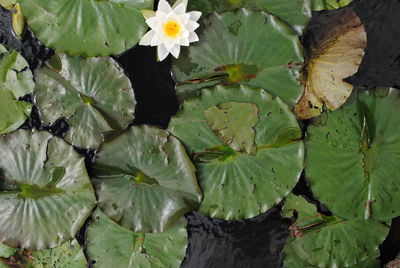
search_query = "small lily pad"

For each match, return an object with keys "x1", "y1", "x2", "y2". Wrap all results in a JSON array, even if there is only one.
[
  {"x1": 294, "y1": 8, "x2": 366, "y2": 119},
  {"x1": 172, "y1": 8, "x2": 304, "y2": 106},
  {"x1": 0, "y1": 130, "x2": 96, "y2": 250},
  {"x1": 283, "y1": 194, "x2": 389, "y2": 268},
  {"x1": 35, "y1": 54, "x2": 136, "y2": 149},
  {"x1": 86, "y1": 209, "x2": 188, "y2": 268},
  {"x1": 168, "y1": 85, "x2": 304, "y2": 220},
  {"x1": 19, "y1": 0, "x2": 153, "y2": 56},
  {"x1": 305, "y1": 88, "x2": 400, "y2": 220},
  {"x1": 92, "y1": 126, "x2": 202, "y2": 233},
  {"x1": 0, "y1": 240, "x2": 87, "y2": 267}
]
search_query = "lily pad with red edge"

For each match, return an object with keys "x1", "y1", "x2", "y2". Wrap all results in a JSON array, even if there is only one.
[
  {"x1": 283, "y1": 194, "x2": 389, "y2": 268},
  {"x1": 0, "y1": 129, "x2": 96, "y2": 250},
  {"x1": 86, "y1": 209, "x2": 188, "y2": 268},
  {"x1": 305, "y1": 88, "x2": 400, "y2": 220},
  {"x1": 168, "y1": 84, "x2": 304, "y2": 220},
  {"x1": 92, "y1": 125, "x2": 202, "y2": 233},
  {"x1": 19, "y1": 0, "x2": 153, "y2": 57},
  {"x1": 35, "y1": 54, "x2": 136, "y2": 149},
  {"x1": 172, "y1": 8, "x2": 304, "y2": 106}
]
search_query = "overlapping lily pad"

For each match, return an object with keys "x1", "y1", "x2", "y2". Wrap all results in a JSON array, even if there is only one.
[
  {"x1": 35, "y1": 54, "x2": 136, "y2": 149},
  {"x1": 294, "y1": 8, "x2": 366, "y2": 119},
  {"x1": 19, "y1": 0, "x2": 153, "y2": 56},
  {"x1": 172, "y1": 8, "x2": 304, "y2": 106},
  {"x1": 168, "y1": 85, "x2": 304, "y2": 220},
  {"x1": 92, "y1": 125, "x2": 202, "y2": 233},
  {"x1": 86, "y1": 209, "x2": 188, "y2": 268},
  {"x1": 0, "y1": 240, "x2": 87, "y2": 267},
  {"x1": 0, "y1": 130, "x2": 96, "y2": 250},
  {"x1": 0, "y1": 44, "x2": 33, "y2": 134},
  {"x1": 283, "y1": 194, "x2": 389, "y2": 268},
  {"x1": 306, "y1": 88, "x2": 400, "y2": 220}
]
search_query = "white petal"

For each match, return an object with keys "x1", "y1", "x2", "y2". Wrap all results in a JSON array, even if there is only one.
[
  {"x1": 146, "y1": 17, "x2": 159, "y2": 29},
  {"x1": 151, "y1": 32, "x2": 164, "y2": 46},
  {"x1": 158, "y1": 0, "x2": 172, "y2": 14},
  {"x1": 186, "y1": 21, "x2": 199, "y2": 31},
  {"x1": 173, "y1": 2, "x2": 187, "y2": 15},
  {"x1": 179, "y1": 37, "x2": 189, "y2": 46},
  {"x1": 188, "y1": 32, "x2": 199, "y2": 43},
  {"x1": 141, "y1": 9, "x2": 156, "y2": 20},
  {"x1": 158, "y1": 44, "x2": 169, "y2": 61},
  {"x1": 170, "y1": 45, "x2": 181, "y2": 58},
  {"x1": 180, "y1": 13, "x2": 191, "y2": 25},
  {"x1": 139, "y1": 30, "x2": 155, "y2": 46},
  {"x1": 172, "y1": 0, "x2": 187, "y2": 10},
  {"x1": 180, "y1": 29, "x2": 189, "y2": 39},
  {"x1": 164, "y1": 39, "x2": 176, "y2": 50},
  {"x1": 188, "y1": 11, "x2": 202, "y2": 21}
]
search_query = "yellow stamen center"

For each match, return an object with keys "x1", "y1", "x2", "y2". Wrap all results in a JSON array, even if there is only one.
[{"x1": 163, "y1": 20, "x2": 181, "y2": 38}]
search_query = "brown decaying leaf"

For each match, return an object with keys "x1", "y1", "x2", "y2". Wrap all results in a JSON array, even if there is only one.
[{"x1": 294, "y1": 8, "x2": 367, "y2": 119}]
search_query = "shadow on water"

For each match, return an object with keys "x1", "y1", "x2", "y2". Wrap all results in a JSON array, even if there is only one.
[{"x1": 1, "y1": 0, "x2": 400, "y2": 267}]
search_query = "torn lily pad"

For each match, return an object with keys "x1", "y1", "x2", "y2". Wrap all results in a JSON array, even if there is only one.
[
  {"x1": 92, "y1": 126, "x2": 202, "y2": 233},
  {"x1": 0, "y1": 44, "x2": 33, "y2": 134},
  {"x1": 168, "y1": 85, "x2": 304, "y2": 220},
  {"x1": 35, "y1": 54, "x2": 136, "y2": 149},
  {"x1": 86, "y1": 209, "x2": 188, "y2": 268},
  {"x1": 0, "y1": 130, "x2": 96, "y2": 250},
  {"x1": 0, "y1": 240, "x2": 87, "y2": 267},
  {"x1": 306, "y1": 88, "x2": 400, "y2": 220},
  {"x1": 19, "y1": 0, "x2": 153, "y2": 56},
  {"x1": 294, "y1": 7, "x2": 366, "y2": 119},
  {"x1": 283, "y1": 194, "x2": 389, "y2": 268},
  {"x1": 172, "y1": 8, "x2": 304, "y2": 106}
]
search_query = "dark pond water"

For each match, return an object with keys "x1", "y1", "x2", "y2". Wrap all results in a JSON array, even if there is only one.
[{"x1": 1, "y1": 0, "x2": 400, "y2": 267}]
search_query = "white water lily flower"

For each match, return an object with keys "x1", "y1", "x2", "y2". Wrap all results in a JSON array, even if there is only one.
[{"x1": 139, "y1": 0, "x2": 201, "y2": 61}]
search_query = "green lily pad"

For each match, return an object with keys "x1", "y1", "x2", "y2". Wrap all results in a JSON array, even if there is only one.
[
  {"x1": 305, "y1": 88, "x2": 400, "y2": 220},
  {"x1": 19, "y1": 0, "x2": 153, "y2": 56},
  {"x1": 283, "y1": 194, "x2": 389, "y2": 268},
  {"x1": 168, "y1": 85, "x2": 304, "y2": 220},
  {"x1": 0, "y1": 240, "x2": 87, "y2": 267},
  {"x1": 0, "y1": 44, "x2": 34, "y2": 134},
  {"x1": 86, "y1": 209, "x2": 188, "y2": 268},
  {"x1": 92, "y1": 125, "x2": 202, "y2": 233},
  {"x1": 0, "y1": 0, "x2": 16, "y2": 9},
  {"x1": 35, "y1": 54, "x2": 136, "y2": 149},
  {"x1": 0, "y1": 130, "x2": 96, "y2": 250},
  {"x1": 172, "y1": 8, "x2": 304, "y2": 106},
  {"x1": 313, "y1": 0, "x2": 354, "y2": 10}
]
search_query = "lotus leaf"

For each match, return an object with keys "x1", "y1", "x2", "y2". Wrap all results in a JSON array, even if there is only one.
[
  {"x1": 35, "y1": 54, "x2": 136, "y2": 149},
  {"x1": 86, "y1": 209, "x2": 188, "y2": 268},
  {"x1": 0, "y1": 130, "x2": 96, "y2": 250},
  {"x1": 168, "y1": 85, "x2": 304, "y2": 220}
]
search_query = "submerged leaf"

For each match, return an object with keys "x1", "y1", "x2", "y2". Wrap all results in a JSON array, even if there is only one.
[
  {"x1": 19, "y1": 0, "x2": 153, "y2": 56},
  {"x1": 35, "y1": 54, "x2": 136, "y2": 149},
  {"x1": 169, "y1": 85, "x2": 304, "y2": 220},
  {"x1": 283, "y1": 194, "x2": 389, "y2": 268},
  {"x1": 294, "y1": 8, "x2": 366, "y2": 119},
  {"x1": 172, "y1": 9, "x2": 304, "y2": 106},
  {"x1": 0, "y1": 130, "x2": 96, "y2": 250},
  {"x1": 86, "y1": 209, "x2": 188, "y2": 268},
  {"x1": 92, "y1": 126, "x2": 202, "y2": 233},
  {"x1": 305, "y1": 88, "x2": 400, "y2": 220}
]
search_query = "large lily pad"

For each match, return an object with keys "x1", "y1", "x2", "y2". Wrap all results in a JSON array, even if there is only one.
[
  {"x1": 35, "y1": 54, "x2": 136, "y2": 149},
  {"x1": 0, "y1": 44, "x2": 34, "y2": 134},
  {"x1": 283, "y1": 194, "x2": 389, "y2": 268},
  {"x1": 0, "y1": 240, "x2": 87, "y2": 267},
  {"x1": 168, "y1": 85, "x2": 304, "y2": 220},
  {"x1": 305, "y1": 88, "x2": 400, "y2": 220},
  {"x1": 0, "y1": 130, "x2": 96, "y2": 250},
  {"x1": 294, "y1": 8, "x2": 366, "y2": 119},
  {"x1": 92, "y1": 125, "x2": 202, "y2": 233},
  {"x1": 86, "y1": 209, "x2": 188, "y2": 268},
  {"x1": 19, "y1": 0, "x2": 153, "y2": 56},
  {"x1": 172, "y1": 8, "x2": 304, "y2": 106}
]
